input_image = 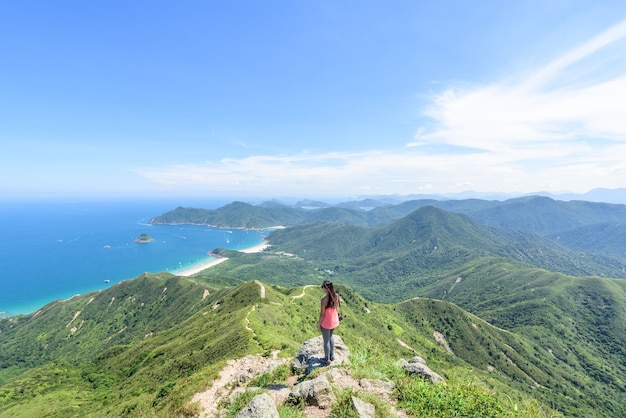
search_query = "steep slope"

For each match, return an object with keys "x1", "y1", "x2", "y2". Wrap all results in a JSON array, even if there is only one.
[
  {"x1": 267, "y1": 206, "x2": 626, "y2": 301},
  {"x1": 3, "y1": 271, "x2": 624, "y2": 416},
  {"x1": 472, "y1": 196, "x2": 626, "y2": 235},
  {"x1": 0, "y1": 278, "x2": 264, "y2": 416},
  {"x1": 548, "y1": 221, "x2": 626, "y2": 261},
  {"x1": 197, "y1": 258, "x2": 626, "y2": 417},
  {"x1": 0, "y1": 273, "x2": 221, "y2": 374},
  {"x1": 1, "y1": 279, "x2": 566, "y2": 417},
  {"x1": 419, "y1": 261, "x2": 626, "y2": 417}
]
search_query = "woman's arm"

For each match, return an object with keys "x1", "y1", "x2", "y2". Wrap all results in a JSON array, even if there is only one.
[{"x1": 318, "y1": 297, "x2": 326, "y2": 331}]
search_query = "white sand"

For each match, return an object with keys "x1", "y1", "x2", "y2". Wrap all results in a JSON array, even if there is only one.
[
  {"x1": 176, "y1": 241, "x2": 269, "y2": 276},
  {"x1": 239, "y1": 242, "x2": 270, "y2": 253},
  {"x1": 176, "y1": 257, "x2": 228, "y2": 276}
]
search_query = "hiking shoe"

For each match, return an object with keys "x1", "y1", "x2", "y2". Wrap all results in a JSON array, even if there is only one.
[
  {"x1": 329, "y1": 354, "x2": 335, "y2": 361},
  {"x1": 321, "y1": 358, "x2": 330, "y2": 366}
]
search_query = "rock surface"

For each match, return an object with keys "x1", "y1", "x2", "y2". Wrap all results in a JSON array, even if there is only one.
[
  {"x1": 288, "y1": 374, "x2": 336, "y2": 409},
  {"x1": 192, "y1": 336, "x2": 443, "y2": 417},
  {"x1": 351, "y1": 396, "x2": 375, "y2": 418},
  {"x1": 291, "y1": 334, "x2": 351, "y2": 372},
  {"x1": 235, "y1": 393, "x2": 279, "y2": 418},
  {"x1": 397, "y1": 356, "x2": 445, "y2": 384}
]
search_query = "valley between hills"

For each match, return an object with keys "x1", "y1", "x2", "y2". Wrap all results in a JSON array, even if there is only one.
[{"x1": 1, "y1": 196, "x2": 625, "y2": 417}]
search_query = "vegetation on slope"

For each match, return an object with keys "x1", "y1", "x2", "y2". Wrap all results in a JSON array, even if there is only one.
[
  {"x1": 149, "y1": 196, "x2": 626, "y2": 261},
  {"x1": 149, "y1": 202, "x2": 307, "y2": 228},
  {"x1": 1, "y1": 274, "x2": 566, "y2": 417},
  {"x1": 3, "y1": 198, "x2": 626, "y2": 416},
  {"x1": 266, "y1": 206, "x2": 626, "y2": 302}
]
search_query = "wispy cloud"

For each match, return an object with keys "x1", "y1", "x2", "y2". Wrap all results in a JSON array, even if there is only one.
[
  {"x1": 138, "y1": 19, "x2": 626, "y2": 197},
  {"x1": 411, "y1": 18, "x2": 626, "y2": 149}
]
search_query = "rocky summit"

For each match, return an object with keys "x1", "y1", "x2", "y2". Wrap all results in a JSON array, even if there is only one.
[{"x1": 197, "y1": 335, "x2": 443, "y2": 418}]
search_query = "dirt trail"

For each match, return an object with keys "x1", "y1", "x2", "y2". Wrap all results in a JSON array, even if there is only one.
[
  {"x1": 190, "y1": 355, "x2": 289, "y2": 418},
  {"x1": 190, "y1": 354, "x2": 409, "y2": 418},
  {"x1": 292, "y1": 285, "x2": 316, "y2": 299}
]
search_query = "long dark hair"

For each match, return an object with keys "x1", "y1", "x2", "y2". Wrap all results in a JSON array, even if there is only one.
[{"x1": 322, "y1": 280, "x2": 338, "y2": 308}]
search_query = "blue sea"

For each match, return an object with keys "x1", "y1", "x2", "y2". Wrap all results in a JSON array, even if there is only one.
[{"x1": 0, "y1": 198, "x2": 269, "y2": 316}]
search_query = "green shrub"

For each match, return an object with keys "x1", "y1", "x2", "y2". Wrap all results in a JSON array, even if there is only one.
[
  {"x1": 249, "y1": 364, "x2": 291, "y2": 388},
  {"x1": 396, "y1": 377, "x2": 504, "y2": 418}
]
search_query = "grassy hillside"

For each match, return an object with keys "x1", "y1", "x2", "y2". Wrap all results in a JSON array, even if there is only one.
[
  {"x1": 471, "y1": 196, "x2": 626, "y2": 235},
  {"x1": 547, "y1": 222, "x2": 626, "y2": 261},
  {"x1": 4, "y1": 200, "x2": 625, "y2": 416},
  {"x1": 417, "y1": 260, "x2": 626, "y2": 417},
  {"x1": 196, "y1": 257, "x2": 626, "y2": 416},
  {"x1": 266, "y1": 206, "x2": 626, "y2": 302},
  {"x1": 1, "y1": 275, "x2": 566, "y2": 417},
  {"x1": 0, "y1": 277, "x2": 262, "y2": 416}
]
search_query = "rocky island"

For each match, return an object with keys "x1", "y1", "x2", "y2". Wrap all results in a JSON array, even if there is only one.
[{"x1": 134, "y1": 233, "x2": 153, "y2": 243}]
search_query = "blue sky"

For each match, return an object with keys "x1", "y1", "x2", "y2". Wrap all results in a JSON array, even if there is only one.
[{"x1": 2, "y1": 1, "x2": 626, "y2": 200}]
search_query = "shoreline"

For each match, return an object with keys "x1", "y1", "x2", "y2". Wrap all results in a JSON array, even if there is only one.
[{"x1": 175, "y1": 241, "x2": 270, "y2": 277}]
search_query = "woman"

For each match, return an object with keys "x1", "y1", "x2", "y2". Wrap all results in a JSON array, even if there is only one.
[{"x1": 318, "y1": 280, "x2": 340, "y2": 365}]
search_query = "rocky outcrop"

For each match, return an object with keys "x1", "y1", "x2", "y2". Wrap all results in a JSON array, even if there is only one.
[
  {"x1": 235, "y1": 393, "x2": 279, "y2": 418},
  {"x1": 291, "y1": 334, "x2": 351, "y2": 372},
  {"x1": 287, "y1": 374, "x2": 336, "y2": 409},
  {"x1": 193, "y1": 336, "x2": 444, "y2": 417},
  {"x1": 397, "y1": 356, "x2": 445, "y2": 384},
  {"x1": 351, "y1": 396, "x2": 375, "y2": 418}
]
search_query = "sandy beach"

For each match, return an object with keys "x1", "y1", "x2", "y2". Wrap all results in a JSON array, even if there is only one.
[
  {"x1": 175, "y1": 257, "x2": 229, "y2": 276},
  {"x1": 176, "y1": 241, "x2": 269, "y2": 276},
  {"x1": 239, "y1": 242, "x2": 270, "y2": 253}
]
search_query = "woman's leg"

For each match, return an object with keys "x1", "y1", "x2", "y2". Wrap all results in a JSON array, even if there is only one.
[
  {"x1": 328, "y1": 327, "x2": 335, "y2": 360},
  {"x1": 321, "y1": 327, "x2": 333, "y2": 360}
]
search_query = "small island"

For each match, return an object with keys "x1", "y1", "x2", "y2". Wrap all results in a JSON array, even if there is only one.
[{"x1": 134, "y1": 233, "x2": 153, "y2": 243}]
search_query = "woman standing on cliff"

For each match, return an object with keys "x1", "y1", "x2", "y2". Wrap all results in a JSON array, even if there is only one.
[{"x1": 318, "y1": 280, "x2": 340, "y2": 365}]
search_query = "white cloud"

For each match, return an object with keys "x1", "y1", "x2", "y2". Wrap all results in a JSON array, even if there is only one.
[
  {"x1": 137, "y1": 19, "x2": 626, "y2": 198},
  {"x1": 413, "y1": 18, "x2": 626, "y2": 149}
]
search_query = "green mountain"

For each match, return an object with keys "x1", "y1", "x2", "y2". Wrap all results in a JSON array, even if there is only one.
[
  {"x1": 4, "y1": 200, "x2": 626, "y2": 416},
  {"x1": 199, "y1": 258, "x2": 625, "y2": 415},
  {"x1": 149, "y1": 197, "x2": 626, "y2": 265},
  {"x1": 0, "y1": 274, "x2": 574, "y2": 417},
  {"x1": 471, "y1": 196, "x2": 626, "y2": 234},
  {"x1": 547, "y1": 222, "x2": 626, "y2": 261},
  {"x1": 149, "y1": 201, "x2": 307, "y2": 228},
  {"x1": 267, "y1": 206, "x2": 626, "y2": 301}
]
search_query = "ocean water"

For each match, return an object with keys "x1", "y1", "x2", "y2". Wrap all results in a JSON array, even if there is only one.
[{"x1": 0, "y1": 198, "x2": 268, "y2": 316}]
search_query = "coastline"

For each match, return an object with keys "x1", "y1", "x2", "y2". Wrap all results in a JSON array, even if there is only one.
[
  {"x1": 175, "y1": 257, "x2": 228, "y2": 276},
  {"x1": 175, "y1": 241, "x2": 270, "y2": 277},
  {"x1": 0, "y1": 200, "x2": 281, "y2": 317}
]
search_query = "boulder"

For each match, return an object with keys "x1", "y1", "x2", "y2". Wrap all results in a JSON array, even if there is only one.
[
  {"x1": 235, "y1": 392, "x2": 279, "y2": 418},
  {"x1": 351, "y1": 396, "x2": 375, "y2": 418},
  {"x1": 358, "y1": 378, "x2": 395, "y2": 397},
  {"x1": 288, "y1": 375, "x2": 336, "y2": 409},
  {"x1": 397, "y1": 356, "x2": 445, "y2": 384},
  {"x1": 292, "y1": 334, "x2": 350, "y2": 372}
]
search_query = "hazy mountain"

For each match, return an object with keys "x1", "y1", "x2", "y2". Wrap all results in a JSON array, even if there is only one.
[
  {"x1": 268, "y1": 206, "x2": 626, "y2": 300},
  {"x1": 149, "y1": 201, "x2": 308, "y2": 228}
]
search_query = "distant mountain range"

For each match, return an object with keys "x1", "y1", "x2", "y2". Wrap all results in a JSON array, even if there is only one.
[
  {"x1": 151, "y1": 194, "x2": 626, "y2": 264},
  {"x1": 350, "y1": 187, "x2": 626, "y2": 205}
]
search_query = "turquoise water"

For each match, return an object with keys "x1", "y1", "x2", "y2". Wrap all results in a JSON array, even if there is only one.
[{"x1": 0, "y1": 198, "x2": 268, "y2": 316}]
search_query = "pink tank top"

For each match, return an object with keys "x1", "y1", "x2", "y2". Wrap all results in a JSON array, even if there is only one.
[{"x1": 321, "y1": 306, "x2": 339, "y2": 329}]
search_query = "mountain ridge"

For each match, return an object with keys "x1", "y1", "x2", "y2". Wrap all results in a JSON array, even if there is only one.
[{"x1": 149, "y1": 195, "x2": 626, "y2": 263}]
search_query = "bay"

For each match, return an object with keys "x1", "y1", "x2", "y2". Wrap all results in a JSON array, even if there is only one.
[{"x1": 0, "y1": 198, "x2": 267, "y2": 316}]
